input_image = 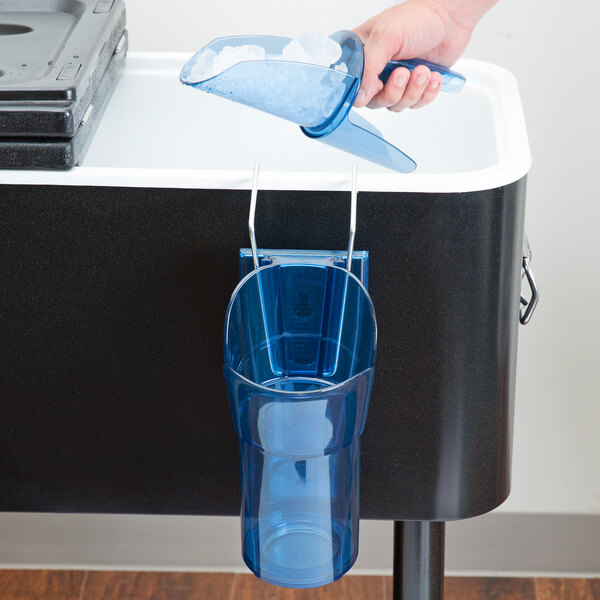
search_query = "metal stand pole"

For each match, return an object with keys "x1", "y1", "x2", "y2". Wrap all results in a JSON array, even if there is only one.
[{"x1": 393, "y1": 521, "x2": 445, "y2": 600}]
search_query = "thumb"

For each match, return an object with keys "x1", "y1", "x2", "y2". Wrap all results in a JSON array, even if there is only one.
[{"x1": 354, "y1": 34, "x2": 392, "y2": 107}]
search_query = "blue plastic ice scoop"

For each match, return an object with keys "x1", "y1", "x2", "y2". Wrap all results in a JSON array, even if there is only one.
[{"x1": 180, "y1": 31, "x2": 465, "y2": 172}]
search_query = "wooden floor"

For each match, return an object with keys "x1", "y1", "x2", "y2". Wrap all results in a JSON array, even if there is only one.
[{"x1": 0, "y1": 571, "x2": 598, "y2": 600}]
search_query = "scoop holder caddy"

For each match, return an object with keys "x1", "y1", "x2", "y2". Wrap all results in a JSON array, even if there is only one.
[{"x1": 223, "y1": 166, "x2": 376, "y2": 588}]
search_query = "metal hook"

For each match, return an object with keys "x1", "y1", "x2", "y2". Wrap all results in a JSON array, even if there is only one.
[
  {"x1": 248, "y1": 163, "x2": 260, "y2": 270},
  {"x1": 247, "y1": 164, "x2": 358, "y2": 274},
  {"x1": 346, "y1": 165, "x2": 358, "y2": 272}
]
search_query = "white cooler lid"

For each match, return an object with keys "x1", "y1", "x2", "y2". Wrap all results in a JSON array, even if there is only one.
[{"x1": 0, "y1": 52, "x2": 531, "y2": 193}]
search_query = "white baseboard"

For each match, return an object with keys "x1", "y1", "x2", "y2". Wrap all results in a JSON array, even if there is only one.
[{"x1": 0, "y1": 512, "x2": 598, "y2": 577}]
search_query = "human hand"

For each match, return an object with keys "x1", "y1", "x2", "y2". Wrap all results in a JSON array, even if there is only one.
[{"x1": 353, "y1": 0, "x2": 494, "y2": 111}]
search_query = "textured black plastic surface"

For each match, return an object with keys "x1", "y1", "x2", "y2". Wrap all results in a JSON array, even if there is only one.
[
  {"x1": 0, "y1": 33, "x2": 126, "y2": 169},
  {"x1": 0, "y1": 0, "x2": 126, "y2": 137},
  {"x1": 0, "y1": 181, "x2": 526, "y2": 520}
]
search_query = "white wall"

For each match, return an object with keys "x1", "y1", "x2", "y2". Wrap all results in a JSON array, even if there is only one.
[
  {"x1": 121, "y1": 0, "x2": 600, "y2": 516},
  {"x1": 123, "y1": 0, "x2": 392, "y2": 48},
  {"x1": 1, "y1": 512, "x2": 599, "y2": 576}
]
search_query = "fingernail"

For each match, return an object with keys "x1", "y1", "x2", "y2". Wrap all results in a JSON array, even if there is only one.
[
  {"x1": 416, "y1": 74, "x2": 428, "y2": 86},
  {"x1": 394, "y1": 75, "x2": 408, "y2": 88},
  {"x1": 356, "y1": 89, "x2": 366, "y2": 104},
  {"x1": 429, "y1": 78, "x2": 440, "y2": 89}
]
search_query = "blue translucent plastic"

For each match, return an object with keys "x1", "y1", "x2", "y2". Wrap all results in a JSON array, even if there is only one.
[
  {"x1": 378, "y1": 58, "x2": 466, "y2": 93},
  {"x1": 223, "y1": 263, "x2": 376, "y2": 588},
  {"x1": 180, "y1": 30, "x2": 465, "y2": 171},
  {"x1": 179, "y1": 34, "x2": 357, "y2": 130},
  {"x1": 303, "y1": 109, "x2": 417, "y2": 173}
]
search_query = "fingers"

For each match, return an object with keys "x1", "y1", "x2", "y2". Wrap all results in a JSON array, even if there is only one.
[
  {"x1": 353, "y1": 33, "x2": 394, "y2": 107},
  {"x1": 410, "y1": 71, "x2": 443, "y2": 109},
  {"x1": 366, "y1": 67, "x2": 411, "y2": 109},
  {"x1": 365, "y1": 66, "x2": 443, "y2": 112}
]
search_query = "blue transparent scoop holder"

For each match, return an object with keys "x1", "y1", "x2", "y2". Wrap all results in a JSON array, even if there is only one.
[{"x1": 223, "y1": 165, "x2": 377, "y2": 588}]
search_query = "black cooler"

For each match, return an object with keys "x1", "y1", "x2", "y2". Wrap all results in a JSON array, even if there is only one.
[{"x1": 0, "y1": 49, "x2": 535, "y2": 599}]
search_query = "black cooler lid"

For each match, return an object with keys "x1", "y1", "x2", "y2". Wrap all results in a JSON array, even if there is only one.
[{"x1": 0, "y1": 0, "x2": 126, "y2": 138}]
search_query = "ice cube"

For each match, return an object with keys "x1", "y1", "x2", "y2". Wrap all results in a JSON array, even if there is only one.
[
  {"x1": 188, "y1": 32, "x2": 349, "y2": 128},
  {"x1": 297, "y1": 32, "x2": 342, "y2": 67},
  {"x1": 189, "y1": 44, "x2": 266, "y2": 81},
  {"x1": 188, "y1": 48, "x2": 217, "y2": 82},
  {"x1": 189, "y1": 33, "x2": 343, "y2": 82},
  {"x1": 281, "y1": 38, "x2": 310, "y2": 63},
  {"x1": 281, "y1": 33, "x2": 342, "y2": 68},
  {"x1": 211, "y1": 44, "x2": 266, "y2": 78}
]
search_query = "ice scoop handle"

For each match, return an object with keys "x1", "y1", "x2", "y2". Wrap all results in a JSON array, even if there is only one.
[{"x1": 379, "y1": 59, "x2": 466, "y2": 93}]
